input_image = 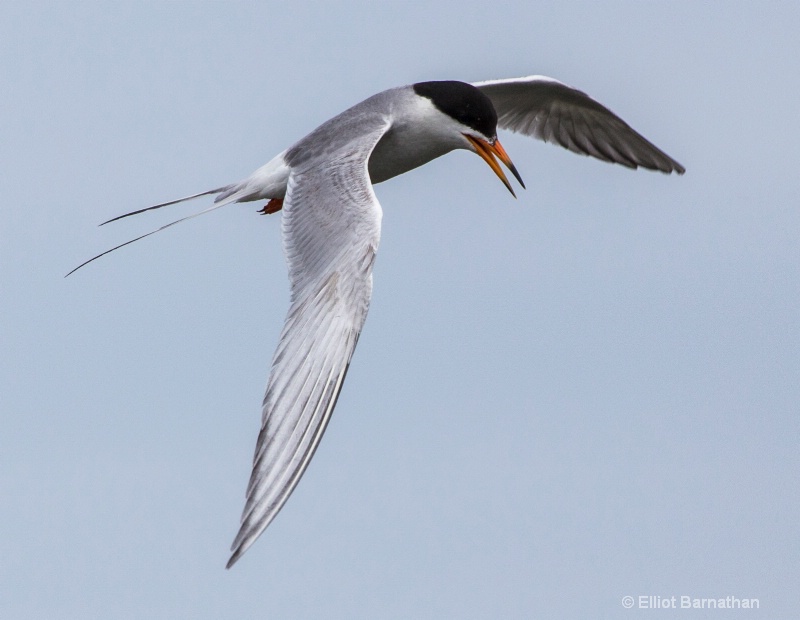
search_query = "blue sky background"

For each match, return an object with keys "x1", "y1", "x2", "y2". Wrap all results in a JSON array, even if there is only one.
[{"x1": 2, "y1": 2, "x2": 798, "y2": 618}]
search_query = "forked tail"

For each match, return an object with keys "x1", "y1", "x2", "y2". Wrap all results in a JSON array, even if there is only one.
[{"x1": 66, "y1": 184, "x2": 246, "y2": 277}]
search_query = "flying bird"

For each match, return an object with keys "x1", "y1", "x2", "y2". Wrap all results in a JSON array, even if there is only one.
[{"x1": 69, "y1": 76, "x2": 685, "y2": 567}]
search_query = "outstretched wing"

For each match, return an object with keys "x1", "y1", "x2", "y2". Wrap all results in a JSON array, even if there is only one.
[
  {"x1": 474, "y1": 76, "x2": 684, "y2": 174},
  {"x1": 227, "y1": 117, "x2": 391, "y2": 568}
]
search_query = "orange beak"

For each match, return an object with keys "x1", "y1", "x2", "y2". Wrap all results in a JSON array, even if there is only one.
[{"x1": 464, "y1": 135, "x2": 526, "y2": 197}]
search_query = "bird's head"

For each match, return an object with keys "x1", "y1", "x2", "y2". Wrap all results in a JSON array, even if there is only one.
[{"x1": 412, "y1": 80, "x2": 525, "y2": 196}]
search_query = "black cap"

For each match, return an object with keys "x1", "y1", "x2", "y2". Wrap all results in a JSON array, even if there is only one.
[{"x1": 413, "y1": 80, "x2": 497, "y2": 140}]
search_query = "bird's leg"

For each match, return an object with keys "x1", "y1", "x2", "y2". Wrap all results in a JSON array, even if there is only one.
[{"x1": 258, "y1": 198, "x2": 283, "y2": 215}]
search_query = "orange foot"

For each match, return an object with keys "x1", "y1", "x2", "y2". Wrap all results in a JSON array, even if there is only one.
[{"x1": 258, "y1": 198, "x2": 283, "y2": 215}]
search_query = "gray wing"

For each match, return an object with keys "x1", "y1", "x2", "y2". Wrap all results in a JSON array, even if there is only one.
[
  {"x1": 474, "y1": 76, "x2": 685, "y2": 174},
  {"x1": 227, "y1": 118, "x2": 390, "y2": 568}
]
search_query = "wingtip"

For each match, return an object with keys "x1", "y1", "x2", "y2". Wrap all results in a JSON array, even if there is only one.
[
  {"x1": 227, "y1": 535, "x2": 254, "y2": 569},
  {"x1": 660, "y1": 161, "x2": 685, "y2": 175},
  {"x1": 226, "y1": 529, "x2": 253, "y2": 569}
]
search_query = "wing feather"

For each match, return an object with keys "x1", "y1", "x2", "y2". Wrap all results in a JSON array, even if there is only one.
[
  {"x1": 227, "y1": 117, "x2": 390, "y2": 568},
  {"x1": 474, "y1": 76, "x2": 685, "y2": 174}
]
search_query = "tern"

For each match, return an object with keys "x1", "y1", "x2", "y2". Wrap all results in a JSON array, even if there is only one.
[{"x1": 69, "y1": 76, "x2": 684, "y2": 567}]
